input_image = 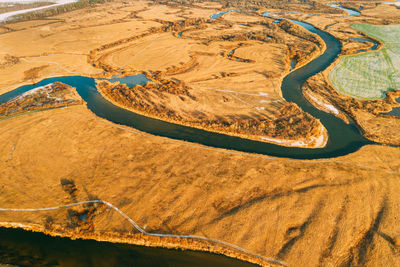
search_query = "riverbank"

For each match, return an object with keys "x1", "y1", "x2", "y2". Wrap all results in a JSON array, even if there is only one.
[
  {"x1": 93, "y1": 12, "x2": 330, "y2": 149},
  {"x1": 1, "y1": 95, "x2": 400, "y2": 266},
  {"x1": 97, "y1": 81, "x2": 328, "y2": 149},
  {"x1": 0, "y1": 221, "x2": 282, "y2": 266},
  {"x1": 2, "y1": 1, "x2": 400, "y2": 266},
  {"x1": 0, "y1": 82, "x2": 82, "y2": 119},
  {"x1": 304, "y1": 39, "x2": 400, "y2": 146},
  {"x1": 0, "y1": 227, "x2": 270, "y2": 267}
]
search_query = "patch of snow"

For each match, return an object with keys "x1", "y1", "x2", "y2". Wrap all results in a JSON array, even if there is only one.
[
  {"x1": 261, "y1": 123, "x2": 327, "y2": 148},
  {"x1": 310, "y1": 124, "x2": 327, "y2": 148},
  {"x1": 313, "y1": 132, "x2": 325, "y2": 147},
  {"x1": 10, "y1": 83, "x2": 53, "y2": 102},
  {"x1": 290, "y1": 140, "x2": 307, "y2": 146},
  {"x1": 384, "y1": 1, "x2": 400, "y2": 6},
  {"x1": 307, "y1": 92, "x2": 339, "y2": 115},
  {"x1": 0, "y1": 0, "x2": 64, "y2": 4},
  {"x1": 261, "y1": 137, "x2": 285, "y2": 144},
  {"x1": 324, "y1": 103, "x2": 339, "y2": 115},
  {"x1": 260, "y1": 99, "x2": 280, "y2": 103},
  {"x1": 0, "y1": 0, "x2": 78, "y2": 22}
]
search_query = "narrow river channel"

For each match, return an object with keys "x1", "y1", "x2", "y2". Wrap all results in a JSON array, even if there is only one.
[
  {"x1": 0, "y1": 2, "x2": 392, "y2": 266},
  {"x1": 0, "y1": 12, "x2": 373, "y2": 159}
]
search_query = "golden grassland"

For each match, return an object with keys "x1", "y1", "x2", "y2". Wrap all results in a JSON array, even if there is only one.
[
  {"x1": 0, "y1": 1, "x2": 162, "y2": 93},
  {"x1": 279, "y1": 2, "x2": 400, "y2": 145},
  {"x1": 1, "y1": 0, "x2": 400, "y2": 266},
  {"x1": 86, "y1": 5, "x2": 327, "y2": 147},
  {"x1": 1, "y1": 102, "x2": 400, "y2": 266},
  {"x1": 0, "y1": 0, "x2": 330, "y2": 147}
]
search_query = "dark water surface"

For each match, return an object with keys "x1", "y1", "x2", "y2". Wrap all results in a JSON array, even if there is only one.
[
  {"x1": 0, "y1": 228, "x2": 257, "y2": 267},
  {"x1": 0, "y1": 68, "x2": 373, "y2": 159},
  {"x1": 0, "y1": 12, "x2": 374, "y2": 160},
  {"x1": 383, "y1": 98, "x2": 400, "y2": 116},
  {"x1": 0, "y1": 5, "x2": 386, "y2": 266},
  {"x1": 349, "y1": 37, "x2": 379, "y2": 53}
]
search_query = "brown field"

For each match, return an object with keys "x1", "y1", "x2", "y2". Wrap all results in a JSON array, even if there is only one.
[
  {"x1": 0, "y1": 0, "x2": 329, "y2": 147},
  {"x1": 1, "y1": 100, "x2": 400, "y2": 266},
  {"x1": 88, "y1": 5, "x2": 327, "y2": 147},
  {"x1": 265, "y1": 1, "x2": 400, "y2": 145},
  {"x1": 1, "y1": 0, "x2": 400, "y2": 266},
  {"x1": 0, "y1": 1, "x2": 163, "y2": 94},
  {"x1": 280, "y1": 2, "x2": 400, "y2": 54}
]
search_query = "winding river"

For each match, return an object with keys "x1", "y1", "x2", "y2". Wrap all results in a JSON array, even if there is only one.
[
  {"x1": 0, "y1": 4, "x2": 375, "y2": 160},
  {"x1": 0, "y1": 3, "x2": 391, "y2": 266}
]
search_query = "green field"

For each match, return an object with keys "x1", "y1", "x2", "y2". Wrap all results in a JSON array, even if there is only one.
[{"x1": 330, "y1": 23, "x2": 400, "y2": 99}]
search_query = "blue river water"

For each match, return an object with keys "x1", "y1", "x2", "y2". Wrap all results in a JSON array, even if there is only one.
[{"x1": 0, "y1": 2, "x2": 397, "y2": 266}]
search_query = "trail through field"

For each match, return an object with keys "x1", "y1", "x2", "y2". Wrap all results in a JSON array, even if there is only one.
[{"x1": 0, "y1": 200, "x2": 287, "y2": 266}]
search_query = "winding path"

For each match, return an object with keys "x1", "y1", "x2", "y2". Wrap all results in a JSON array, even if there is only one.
[
  {"x1": 0, "y1": 3, "x2": 376, "y2": 159},
  {"x1": 0, "y1": 200, "x2": 287, "y2": 266},
  {"x1": 0, "y1": 2, "x2": 399, "y2": 266}
]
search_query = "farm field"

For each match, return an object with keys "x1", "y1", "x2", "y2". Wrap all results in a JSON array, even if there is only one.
[{"x1": 330, "y1": 23, "x2": 400, "y2": 99}]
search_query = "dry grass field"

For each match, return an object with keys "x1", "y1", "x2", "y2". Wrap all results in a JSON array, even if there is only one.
[
  {"x1": 1, "y1": 101, "x2": 400, "y2": 266},
  {"x1": 0, "y1": 1, "x2": 162, "y2": 93},
  {"x1": 295, "y1": 3, "x2": 400, "y2": 146},
  {"x1": 1, "y1": 0, "x2": 400, "y2": 266},
  {"x1": 0, "y1": 0, "x2": 329, "y2": 147}
]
